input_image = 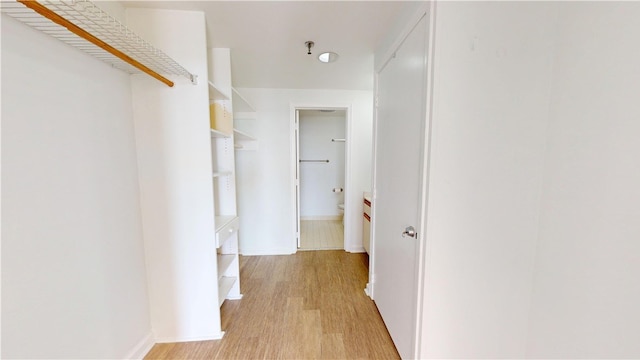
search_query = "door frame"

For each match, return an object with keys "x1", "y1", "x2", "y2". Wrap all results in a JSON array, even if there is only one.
[
  {"x1": 369, "y1": 2, "x2": 435, "y2": 358},
  {"x1": 289, "y1": 103, "x2": 352, "y2": 252}
]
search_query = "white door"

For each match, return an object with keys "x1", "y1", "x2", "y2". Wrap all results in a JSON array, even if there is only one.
[{"x1": 373, "y1": 14, "x2": 428, "y2": 359}]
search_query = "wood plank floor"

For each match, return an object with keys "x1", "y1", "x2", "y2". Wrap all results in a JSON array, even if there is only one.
[
  {"x1": 299, "y1": 220, "x2": 344, "y2": 250},
  {"x1": 144, "y1": 251, "x2": 400, "y2": 359}
]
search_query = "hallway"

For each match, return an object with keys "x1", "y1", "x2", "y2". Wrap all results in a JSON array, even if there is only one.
[{"x1": 144, "y1": 251, "x2": 399, "y2": 359}]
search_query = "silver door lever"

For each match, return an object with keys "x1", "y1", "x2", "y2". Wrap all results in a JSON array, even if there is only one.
[{"x1": 402, "y1": 226, "x2": 416, "y2": 238}]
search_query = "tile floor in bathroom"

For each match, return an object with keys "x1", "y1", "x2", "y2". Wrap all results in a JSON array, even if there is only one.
[{"x1": 299, "y1": 220, "x2": 344, "y2": 250}]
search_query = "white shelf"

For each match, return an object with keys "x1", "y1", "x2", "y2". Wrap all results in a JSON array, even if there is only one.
[
  {"x1": 210, "y1": 49, "x2": 242, "y2": 316},
  {"x1": 215, "y1": 215, "x2": 238, "y2": 233},
  {"x1": 208, "y1": 81, "x2": 230, "y2": 101},
  {"x1": 211, "y1": 129, "x2": 232, "y2": 138},
  {"x1": 212, "y1": 171, "x2": 233, "y2": 178},
  {"x1": 217, "y1": 255, "x2": 236, "y2": 279},
  {"x1": 0, "y1": 0, "x2": 196, "y2": 86},
  {"x1": 233, "y1": 129, "x2": 257, "y2": 141},
  {"x1": 232, "y1": 87, "x2": 255, "y2": 112},
  {"x1": 218, "y1": 276, "x2": 238, "y2": 306},
  {"x1": 233, "y1": 128, "x2": 258, "y2": 151}
]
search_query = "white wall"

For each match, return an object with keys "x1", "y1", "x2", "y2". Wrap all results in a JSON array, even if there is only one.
[
  {"x1": 1, "y1": 13, "x2": 151, "y2": 359},
  {"x1": 418, "y1": 2, "x2": 558, "y2": 358},
  {"x1": 299, "y1": 111, "x2": 346, "y2": 218},
  {"x1": 527, "y1": 3, "x2": 640, "y2": 358},
  {"x1": 126, "y1": 9, "x2": 221, "y2": 342},
  {"x1": 234, "y1": 88, "x2": 372, "y2": 254}
]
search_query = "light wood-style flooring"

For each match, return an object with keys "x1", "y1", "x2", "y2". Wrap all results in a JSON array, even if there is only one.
[
  {"x1": 144, "y1": 251, "x2": 399, "y2": 359},
  {"x1": 299, "y1": 220, "x2": 344, "y2": 250}
]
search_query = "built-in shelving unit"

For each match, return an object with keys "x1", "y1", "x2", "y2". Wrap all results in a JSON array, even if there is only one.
[
  {"x1": 1, "y1": 0, "x2": 196, "y2": 87},
  {"x1": 233, "y1": 128, "x2": 258, "y2": 151},
  {"x1": 211, "y1": 129, "x2": 231, "y2": 138},
  {"x1": 233, "y1": 129, "x2": 257, "y2": 141},
  {"x1": 232, "y1": 87, "x2": 256, "y2": 116},
  {"x1": 217, "y1": 277, "x2": 237, "y2": 306},
  {"x1": 209, "y1": 81, "x2": 230, "y2": 101},
  {"x1": 230, "y1": 88, "x2": 258, "y2": 151},
  {"x1": 209, "y1": 49, "x2": 242, "y2": 311},
  {"x1": 214, "y1": 215, "x2": 238, "y2": 233},
  {"x1": 212, "y1": 171, "x2": 233, "y2": 178},
  {"x1": 217, "y1": 254, "x2": 236, "y2": 275},
  {"x1": 231, "y1": 87, "x2": 256, "y2": 112}
]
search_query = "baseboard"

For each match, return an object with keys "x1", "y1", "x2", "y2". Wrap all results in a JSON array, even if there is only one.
[
  {"x1": 154, "y1": 331, "x2": 225, "y2": 344},
  {"x1": 364, "y1": 283, "x2": 373, "y2": 299},
  {"x1": 240, "y1": 247, "x2": 296, "y2": 256},
  {"x1": 124, "y1": 332, "x2": 155, "y2": 360},
  {"x1": 300, "y1": 215, "x2": 342, "y2": 221},
  {"x1": 345, "y1": 245, "x2": 366, "y2": 253}
]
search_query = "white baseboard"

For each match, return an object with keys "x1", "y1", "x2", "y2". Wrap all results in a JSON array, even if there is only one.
[
  {"x1": 300, "y1": 215, "x2": 342, "y2": 221},
  {"x1": 154, "y1": 331, "x2": 225, "y2": 344},
  {"x1": 345, "y1": 245, "x2": 366, "y2": 253},
  {"x1": 364, "y1": 283, "x2": 373, "y2": 299},
  {"x1": 124, "y1": 332, "x2": 155, "y2": 360},
  {"x1": 240, "y1": 247, "x2": 296, "y2": 256}
]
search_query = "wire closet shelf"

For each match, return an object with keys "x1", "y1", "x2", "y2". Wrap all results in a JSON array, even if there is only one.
[{"x1": 1, "y1": 0, "x2": 197, "y2": 87}]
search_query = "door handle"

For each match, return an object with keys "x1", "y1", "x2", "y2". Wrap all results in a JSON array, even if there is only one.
[{"x1": 402, "y1": 226, "x2": 416, "y2": 238}]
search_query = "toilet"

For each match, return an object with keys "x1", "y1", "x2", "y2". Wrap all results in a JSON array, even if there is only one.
[{"x1": 338, "y1": 203, "x2": 345, "y2": 224}]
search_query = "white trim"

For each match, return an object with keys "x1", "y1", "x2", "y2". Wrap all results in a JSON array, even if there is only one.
[
  {"x1": 290, "y1": 108, "x2": 300, "y2": 248},
  {"x1": 414, "y1": 3, "x2": 437, "y2": 358},
  {"x1": 290, "y1": 103, "x2": 353, "y2": 253},
  {"x1": 154, "y1": 332, "x2": 224, "y2": 344},
  {"x1": 369, "y1": 73, "x2": 379, "y2": 301},
  {"x1": 240, "y1": 247, "x2": 297, "y2": 256},
  {"x1": 123, "y1": 332, "x2": 155, "y2": 360},
  {"x1": 364, "y1": 282, "x2": 373, "y2": 298},
  {"x1": 344, "y1": 105, "x2": 354, "y2": 254},
  {"x1": 345, "y1": 245, "x2": 366, "y2": 253}
]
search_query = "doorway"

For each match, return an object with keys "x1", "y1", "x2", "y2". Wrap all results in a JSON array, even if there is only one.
[{"x1": 292, "y1": 107, "x2": 348, "y2": 251}]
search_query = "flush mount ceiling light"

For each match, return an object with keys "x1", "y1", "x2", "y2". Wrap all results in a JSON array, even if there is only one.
[{"x1": 318, "y1": 52, "x2": 339, "y2": 63}]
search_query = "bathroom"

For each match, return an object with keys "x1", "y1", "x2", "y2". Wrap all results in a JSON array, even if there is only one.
[{"x1": 297, "y1": 109, "x2": 346, "y2": 250}]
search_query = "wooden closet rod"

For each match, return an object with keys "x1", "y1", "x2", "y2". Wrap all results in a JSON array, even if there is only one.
[{"x1": 18, "y1": 0, "x2": 174, "y2": 87}]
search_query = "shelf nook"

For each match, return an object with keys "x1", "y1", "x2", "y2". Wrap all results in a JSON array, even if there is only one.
[
  {"x1": 233, "y1": 129, "x2": 258, "y2": 151},
  {"x1": 211, "y1": 129, "x2": 231, "y2": 138},
  {"x1": 209, "y1": 81, "x2": 230, "y2": 101},
  {"x1": 231, "y1": 87, "x2": 256, "y2": 120},
  {"x1": 1, "y1": 0, "x2": 197, "y2": 87}
]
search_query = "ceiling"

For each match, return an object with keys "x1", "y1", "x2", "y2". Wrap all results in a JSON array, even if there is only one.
[{"x1": 122, "y1": 1, "x2": 407, "y2": 90}]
